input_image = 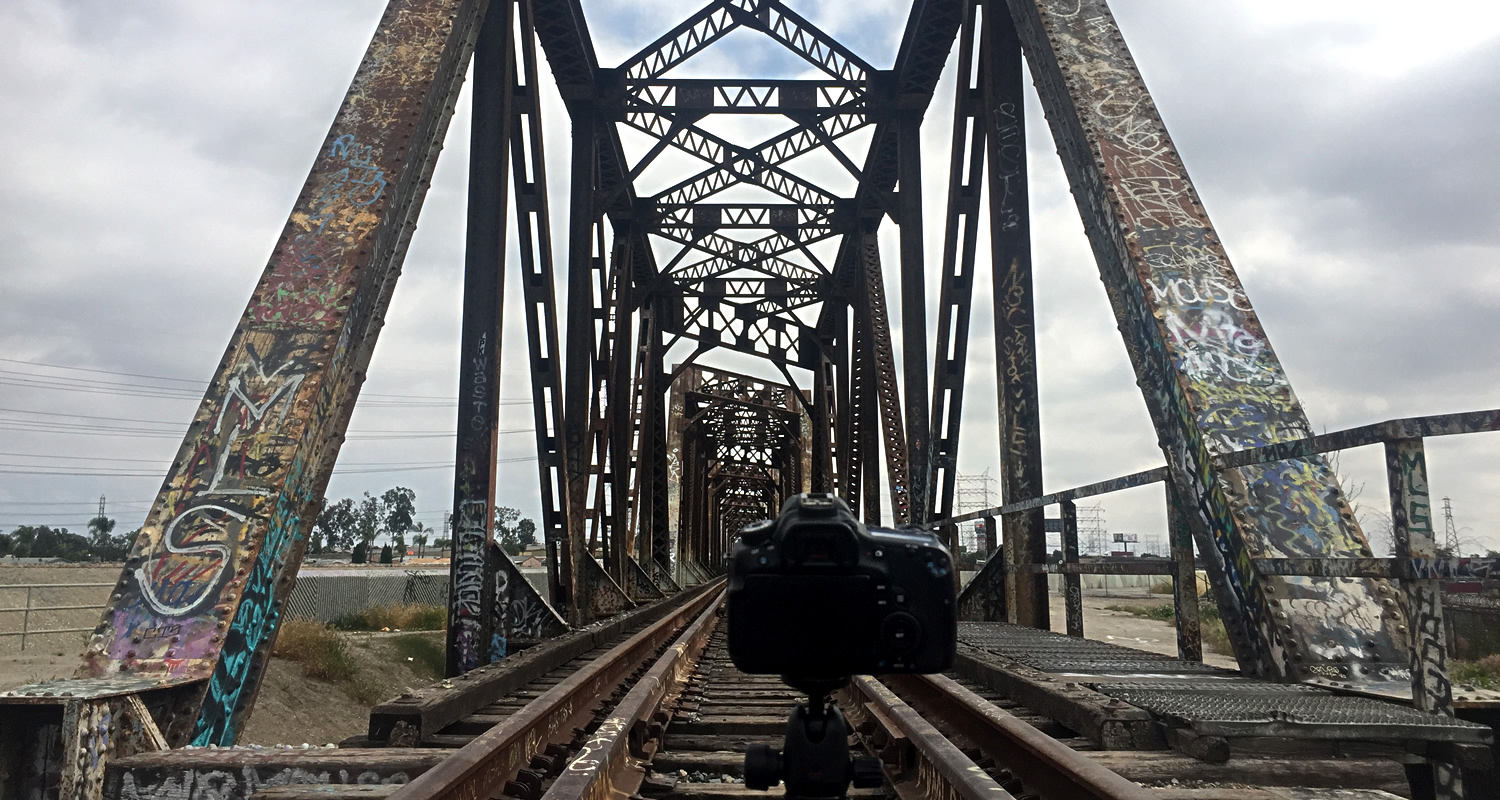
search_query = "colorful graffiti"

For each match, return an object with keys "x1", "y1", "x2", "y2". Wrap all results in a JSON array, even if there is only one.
[
  {"x1": 1013, "y1": 0, "x2": 1401, "y2": 682},
  {"x1": 70, "y1": 0, "x2": 486, "y2": 748}
]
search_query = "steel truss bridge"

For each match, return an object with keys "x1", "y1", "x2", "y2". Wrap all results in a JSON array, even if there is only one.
[{"x1": 2, "y1": 1, "x2": 1498, "y2": 799}]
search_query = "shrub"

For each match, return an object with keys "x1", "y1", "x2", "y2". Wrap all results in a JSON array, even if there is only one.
[
  {"x1": 331, "y1": 603, "x2": 447, "y2": 631},
  {"x1": 273, "y1": 619, "x2": 356, "y2": 683},
  {"x1": 1452, "y1": 655, "x2": 1500, "y2": 689},
  {"x1": 1147, "y1": 580, "x2": 1174, "y2": 595}
]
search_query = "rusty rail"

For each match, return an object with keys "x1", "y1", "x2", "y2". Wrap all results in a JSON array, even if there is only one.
[
  {"x1": 843, "y1": 675, "x2": 1013, "y2": 800},
  {"x1": 540, "y1": 590, "x2": 722, "y2": 800},
  {"x1": 388, "y1": 581, "x2": 723, "y2": 800},
  {"x1": 880, "y1": 673, "x2": 1158, "y2": 800}
]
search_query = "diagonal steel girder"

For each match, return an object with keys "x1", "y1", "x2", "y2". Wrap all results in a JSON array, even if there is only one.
[
  {"x1": 73, "y1": 0, "x2": 488, "y2": 745},
  {"x1": 1006, "y1": 0, "x2": 1396, "y2": 685}
]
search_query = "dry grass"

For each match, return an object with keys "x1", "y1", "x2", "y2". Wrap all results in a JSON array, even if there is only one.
[
  {"x1": 331, "y1": 603, "x2": 446, "y2": 632},
  {"x1": 1147, "y1": 580, "x2": 1175, "y2": 595},
  {"x1": 271, "y1": 619, "x2": 384, "y2": 704}
]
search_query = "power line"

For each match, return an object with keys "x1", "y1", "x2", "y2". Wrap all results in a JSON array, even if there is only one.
[{"x1": 0, "y1": 356, "x2": 531, "y2": 404}]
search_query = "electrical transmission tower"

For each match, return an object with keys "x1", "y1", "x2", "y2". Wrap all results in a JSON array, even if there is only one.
[
  {"x1": 955, "y1": 471, "x2": 998, "y2": 552},
  {"x1": 1078, "y1": 505, "x2": 1106, "y2": 556},
  {"x1": 1442, "y1": 496, "x2": 1460, "y2": 554}
]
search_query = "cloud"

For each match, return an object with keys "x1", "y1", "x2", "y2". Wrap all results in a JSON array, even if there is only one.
[{"x1": 0, "y1": 0, "x2": 1495, "y2": 554}]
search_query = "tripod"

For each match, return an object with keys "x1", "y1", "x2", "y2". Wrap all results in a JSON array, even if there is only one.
[{"x1": 742, "y1": 677, "x2": 883, "y2": 799}]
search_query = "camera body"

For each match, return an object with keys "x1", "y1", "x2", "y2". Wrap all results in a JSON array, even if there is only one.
[{"x1": 727, "y1": 493, "x2": 956, "y2": 678}]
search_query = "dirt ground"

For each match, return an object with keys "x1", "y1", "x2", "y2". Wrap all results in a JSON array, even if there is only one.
[
  {"x1": 0, "y1": 564, "x2": 1235, "y2": 743},
  {"x1": 240, "y1": 631, "x2": 445, "y2": 746},
  {"x1": 1045, "y1": 590, "x2": 1239, "y2": 670}
]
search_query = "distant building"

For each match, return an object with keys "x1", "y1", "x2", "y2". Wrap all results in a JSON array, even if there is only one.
[{"x1": 514, "y1": 555, "x2": 544, "y2": 569}]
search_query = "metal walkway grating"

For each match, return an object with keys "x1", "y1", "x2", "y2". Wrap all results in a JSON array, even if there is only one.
[{"x1": 957, "y1": 622, "x2": 1492, "y2": 743}]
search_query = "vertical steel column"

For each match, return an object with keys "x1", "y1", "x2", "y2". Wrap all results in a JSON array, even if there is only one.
[
  {"x1": 1386, "y1": 438, "x2": 1454, "y2": 718},
  {"x1": 858, "y1": 234, "x2": 912, "y2": 523},
  {"x1": 1386, "y1": 438, "x2": 1463, "y2": 799},
  {"x1": 985, "y1": 5, "x2": 1047, "y2": 630},
  {"x1": 603, "y1": 231, "x2": 635, "y2": 587},
  {"x1": 1167, "y1": 481, "x2": 1203, "y2": 662},
  {"x1": 561, "y1": 100, "x2": 599, "y2": 624},
  {"x1": 810, "y1": 354, "x2": 833, "y2": 493},
  {"x1": 1061, "y1": 499, "x2": 1083, "y2": 638},
  {"x1": 982, "y1": 514, "x2": 998, "y2": 557},
  {"x1": 927, "y1": 0, "x2": 986, "y2": 521},
  {"x1": 447, "y1": 3, "x2": 515, "y2": 677},
  {"x1": 507, "y1": 0, "x2": 571, "y2": 614},
  {"x1": 897, "y1": 115, "x2": 931, "y2": 525}
]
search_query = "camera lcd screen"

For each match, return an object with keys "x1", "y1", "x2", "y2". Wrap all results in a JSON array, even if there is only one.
[{"x1": 729, "y1": 573, "x2": 878, "y2": 676}]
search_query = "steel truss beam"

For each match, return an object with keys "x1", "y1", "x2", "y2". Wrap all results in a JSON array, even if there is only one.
[{"x1": 38, "y1": 2, "x2": 1418, "y2": 783}]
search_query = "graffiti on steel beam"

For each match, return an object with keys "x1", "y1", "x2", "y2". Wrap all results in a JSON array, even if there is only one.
[{"x1": 1009, "y1": 0, "x2": 1398, "y2": 685}]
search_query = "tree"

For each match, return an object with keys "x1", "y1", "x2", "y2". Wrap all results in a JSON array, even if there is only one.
[
  {"x1": 379, "y1": 544, "x2": 394, "y2": 564},
  {"x1": 517, "y1": 518, "x2": 537, "y2": 550},
  {"x1": 0, "y1": 526, "x2": 92, "y2": 561},
  {"x1": 353, "y1": 493, "x2": 383, "y2": 553},
  {"x1": 351, "y1": 540, "x2": 369, "y2": 564},
  {"x1": 411, "y1": 523, "x2": 430, "y2": 558},
  {"x1": 494, "y1": 506, "x2": 524, "y2": 556},
  {"x1": 316, "y1": 497, "x2": 358, "y2": 552},
  {"x1": 84, "y1": 515, "x2": 133, "y2": 561},
  {"x1": 382, "y1": 487, "x2": 416, "y2": 563}
]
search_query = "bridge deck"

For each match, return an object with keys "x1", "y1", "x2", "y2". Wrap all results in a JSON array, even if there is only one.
[{"x1": 957, "y1": 622, "x2": 1494, "y2": 748}]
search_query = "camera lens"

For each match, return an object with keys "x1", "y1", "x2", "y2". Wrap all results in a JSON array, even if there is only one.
[{"x1": 880, "y1": 612, "x2": 921, "y2": 656}]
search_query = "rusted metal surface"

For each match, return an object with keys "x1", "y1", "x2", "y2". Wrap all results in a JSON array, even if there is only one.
[
  {"x1": 0, "y1": 681, "x2": 172, "y2": 800},
  {"x1": 448, "y1": 3, "x2": 517, "y2": 676},
  {"x1": 539, "y1": 592, "x2": 721, "y2": 800},
  {"x1": 668, "y1": 367, "x2": 808, "y2": 568},
  {"x1": 857, "y1": 234, "x2": 913, "y2": 525},
  {"x1": 926, "y1": 0, "x2": 984, "y2": 528},
  {"x1": 882, "y1": 673, "x2": 1160, "y2": 800},
  {"x1": 61, "y1": 0, "x2": 486, "y2": 747},
  {"x1": 842, "y1": 676, "x2": 1013, "y2": 800},
  {"x1": 386, "y1": 585, "x2": 722, "y2": 800},
  {"x1": 1051, "y1": 503, "x2": 1077, "y2": 642},
  {"x1": 951, "y1": 643, "x2": 1165, "y2": 750},
  {"x1": 369, "y1": 585, "x2": 713, "y2": 745},
  {"x1": 1166, "y1": 483, "x2": 1203, "y2": 662}
]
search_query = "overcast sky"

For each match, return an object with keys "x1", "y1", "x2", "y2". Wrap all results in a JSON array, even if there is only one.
[{"x1": 0, "y1": 0, "x2": 1495, "y2": 556}]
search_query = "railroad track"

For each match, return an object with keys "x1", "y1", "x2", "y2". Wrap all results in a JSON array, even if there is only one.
[
  {"x1": 368, "y1": 588, "x2": 1153, "y2": 800},
  {"x1": 127, "y1": 584, "x2": 1423, "y2": 800}
]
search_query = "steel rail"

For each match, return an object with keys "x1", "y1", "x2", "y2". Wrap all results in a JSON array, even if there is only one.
[
  {"x1": 843, "y1": 675, "x2": 1013, "y2": 800},
  {"x1": 881, "y1": 673, "x2": 1159, "y2": 800},
  {"x1": 389, "y1": 580, "x2": 723, "y2": 800},
  {"x1": 541, "y1": 591, "x2": 722, "y2": 800}
]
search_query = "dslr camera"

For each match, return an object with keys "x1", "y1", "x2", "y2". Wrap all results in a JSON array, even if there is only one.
[
  {"x1": 727, "y1": 493, "x2": 957, "y2": 677},
  {"x1": 726, "y1": 494, "x2": 956, "y2": 797}
]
